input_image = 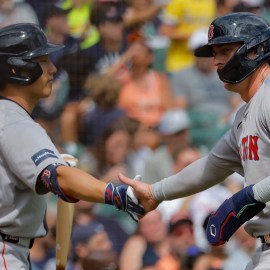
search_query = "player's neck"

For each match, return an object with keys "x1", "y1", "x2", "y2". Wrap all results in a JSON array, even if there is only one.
[
  {"x1": 244, "y1": 64, "x2": 270, "y2": 102},
  {"x1": 0, "y1": 86, "x2": 35, "y2": 113},
  {"x1": 250, "y1": 64, "x2": 270, "y2": 91}
]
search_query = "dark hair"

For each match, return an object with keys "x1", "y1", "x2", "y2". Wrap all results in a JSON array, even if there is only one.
[{"x1": 90, "y1": 1, "x2": 124, "y2": 27}]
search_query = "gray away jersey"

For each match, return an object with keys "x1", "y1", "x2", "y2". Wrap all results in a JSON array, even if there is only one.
[
  {"x1": 0, "y1": 99, "x2": 66, "y2": 238},
  {"x1": 152, "y1": 75, "x2": 270, "y2": 237}
]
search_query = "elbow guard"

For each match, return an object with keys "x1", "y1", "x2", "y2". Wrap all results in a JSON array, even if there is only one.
[{"x1": 36, "y1": 164, "x2": 78, "y2": 203}]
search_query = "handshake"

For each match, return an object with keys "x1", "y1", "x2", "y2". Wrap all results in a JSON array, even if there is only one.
[
  {"x1": 61, "y1": 153, "x2": 145, "y2": 221},
  {"x1": 105, "y1": 175, "x2": 145, "y2": 222}
]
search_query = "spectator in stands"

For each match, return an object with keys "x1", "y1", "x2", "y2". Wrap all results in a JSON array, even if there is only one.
[
  {"x1": 168, "y1": 213, "x2": 203, "y2": 270},
  {"x1": 118, "y1": 209, "x2": 180, "y2": 270},
  {"x1": 122, "y1": 0, "x2": 169, "y2": 72},
  {"x1": 78, "y1": 1, "x2": 127, "y2": 75},
  {"x1": 157, "y1": 143, "x2": 202, "y2": 225},
  {"x1": 58, "y1": 0, "x2": 99, "y2": 49},
  {"x1": 78, "y1": 116, "x2": 144, "y2": 234},
  {"x1": 125, "y1": 118, "x2": 153, "y2": 177},
  {"x1": 70, "y1": 221, "x2": 118, "y2": 270},
  {"x1": 24, "y1": 0, "x2": 51, "y2": 28},
  {"x1": 56, "y1": 0, "x2": 125, "y2": 100},
  {"x1": 79, "y1": 73, "x2": 126, "y2": 147},
  {"x1": 159, "y1": 0, "x2": 216, "y2": 74},
  {"x1": 142, "y1": 109, "x2": 193, "y2": 184},
  {"x1": 56, "y1": 2, "x2": 127, "y2": 154},
  {"x1": 233, "y1": 0, "x2": 265, "y2": 14},
  {"x1": 43, "y1": 200, "x2": 129, "y2": 270},
  {"x1": 78, "y1": 116, "x2": 134, "y2": 182},
  {"x1": 215, "y1": 0, "x2": 240, "y2": 15},
  {"x1": 43, "y1": 3, "x2": 79, "y2": 64},
  {"x1": 0, "y1": 0, "x2": 39, "y2": 28},
  {"x1": 73, "y1": 201, "x2": 129, "y2": 257},
  {"x1": 118, "y1": 40, "x2": 173, "y2": 129}
]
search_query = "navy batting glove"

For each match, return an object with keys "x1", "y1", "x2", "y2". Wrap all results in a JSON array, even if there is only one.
[
  {"x1": 206, "y1": 185, "x2": 265, "y2": 246},
  {"x1": 105, "y1": 183, "x2": 145, "y2": 222}
]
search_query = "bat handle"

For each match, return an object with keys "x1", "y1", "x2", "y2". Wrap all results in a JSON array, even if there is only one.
[{"x1": 56, "y1": 266, "x2": 65, "y2": 270}]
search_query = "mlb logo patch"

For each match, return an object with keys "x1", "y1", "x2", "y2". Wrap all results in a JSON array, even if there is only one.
[{"x1": 31, "y1": 149, "x2": 58, "y2": 166}]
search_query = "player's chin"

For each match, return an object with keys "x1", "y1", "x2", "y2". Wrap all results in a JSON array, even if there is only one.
[
  {"x1": 223, "y1": 82, "x2": 235, "y2": 91},
  {"x1": 43, "y1": 85, "x2": 53, "y2": 97}
]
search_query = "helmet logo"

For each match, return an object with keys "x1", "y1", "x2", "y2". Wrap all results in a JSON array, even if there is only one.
[
  {"x1": 210, "y1": 224, "x2": 216, "y2": 237},
  {"x1": 208, "y1": 24, "x2": 214, "y2": 41}
]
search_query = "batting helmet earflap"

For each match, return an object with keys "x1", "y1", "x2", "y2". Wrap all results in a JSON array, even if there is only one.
[
  {"x1": 194, "y1": 12, "x2": 270, "y2": 84},
  {"x1": 0, "y1": 23, "x2": 64, "y2": 86}
]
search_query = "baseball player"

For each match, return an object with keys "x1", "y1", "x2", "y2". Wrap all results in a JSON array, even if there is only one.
[
  {"x1": 119, "y1": 12, "x2": 270, "y2": 270},
  {"x1": 0, "y1": 23, "x2": 144, "y2": 270}
]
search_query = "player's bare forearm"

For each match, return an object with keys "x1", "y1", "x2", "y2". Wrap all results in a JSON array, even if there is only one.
[{"x1": 57, "y1": 166, "x2": 107, "y2": 203}]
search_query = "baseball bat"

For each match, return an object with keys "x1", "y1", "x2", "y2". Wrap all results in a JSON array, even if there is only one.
[
  {"x1": 56, "y1": 154, "x2": 77, "y2": 270},
  {"x1": 56, "y1": 199, "x2": 75, "y2": 270}
]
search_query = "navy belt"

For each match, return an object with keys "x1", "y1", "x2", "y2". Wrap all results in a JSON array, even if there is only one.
[{"x1": 0, "y1": 232, "x2": 34, "y2": 249}]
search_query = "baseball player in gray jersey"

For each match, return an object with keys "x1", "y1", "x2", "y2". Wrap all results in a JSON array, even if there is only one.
[
  {"x1": 119, "y1": 12, "x2": 270, "y2": 270},
  {"x1": 0, "y1": 23, "x2": 144, "y2": 270}
]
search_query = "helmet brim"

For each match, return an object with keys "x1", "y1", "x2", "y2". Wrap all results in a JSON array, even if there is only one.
[
  {"x1": 194, "y1": 44, "x2": 213, "y2": 57},
  {"x1": 194, "y1": 36, "x2": 248, "y2": 57},
  {"x1": 26, "y1": 43, "x2": 65, "y2": 59}
]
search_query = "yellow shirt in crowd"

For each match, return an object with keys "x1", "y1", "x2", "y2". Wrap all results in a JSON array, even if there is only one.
[{"x1": 162, "y1": 0, "x2": 216, "y2": 73}]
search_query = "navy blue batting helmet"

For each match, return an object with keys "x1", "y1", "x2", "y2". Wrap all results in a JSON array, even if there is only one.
[
  {"x1": 0, "y1": 23, "x2": 64, "y2": 85},
  {"x1": 195, "y1": 12, "x2": 270, "y2": 84}
]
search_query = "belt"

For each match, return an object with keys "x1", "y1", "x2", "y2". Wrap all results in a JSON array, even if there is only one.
[{"x1": 0, "y1": 232, "x2": 34, "y2": 249}]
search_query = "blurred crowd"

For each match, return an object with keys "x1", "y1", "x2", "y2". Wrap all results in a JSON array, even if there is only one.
[{"x1": 4, "y1": 0, "x2": 270, "y2": 269}]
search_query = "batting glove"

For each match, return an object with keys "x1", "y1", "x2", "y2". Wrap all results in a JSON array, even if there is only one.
[
  {"x1": 104, "y1": 176, "x2": 145, "y2": 222},
  {"x1": 61, "y1": 153, "x2": 78, "y2": 167},
  {"x1": 206, "y1": 185, "x2": 265, "y2": 246}
]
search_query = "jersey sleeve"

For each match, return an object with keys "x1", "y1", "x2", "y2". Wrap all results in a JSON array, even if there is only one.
[
  {"x1": 210, "y1": 128, "x2": 242, "y2": 174},
  {"x1": 261, "y1": 81, "x2": 270, "y2": 131},
  {"x1": 0, "y1": 119, "x2": 66, "y2": 191},
  {"x1": 152, "y1": 128, "x2": 242, "y2": 201}
]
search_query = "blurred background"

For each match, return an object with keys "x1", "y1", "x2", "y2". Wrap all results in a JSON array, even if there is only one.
[{"x1": 6, "y1": 0, "x2": 269, "y2": 269}]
